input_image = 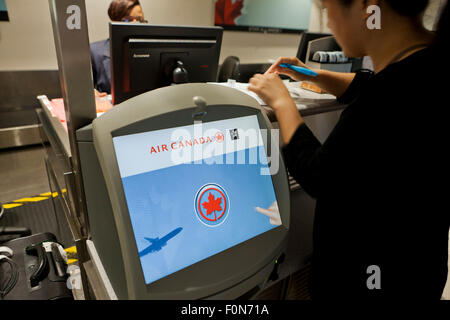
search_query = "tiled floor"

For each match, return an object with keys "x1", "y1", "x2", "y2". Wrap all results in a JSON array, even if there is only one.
[{"x1": 0, "y1": 145, "x2": 449, "y2": 299}]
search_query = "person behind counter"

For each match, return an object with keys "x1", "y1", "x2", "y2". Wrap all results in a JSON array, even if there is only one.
[
  {"x1": 90, "y1": 0, "x2": 147, "y2": 95},
  {"x1": 249, "y1": 0, "x2": 449, "y2": 300}
]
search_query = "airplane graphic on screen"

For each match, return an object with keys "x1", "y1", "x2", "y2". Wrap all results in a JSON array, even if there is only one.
[{"x1": 139, "y1": 227, "x2": 183, "y2": 257}]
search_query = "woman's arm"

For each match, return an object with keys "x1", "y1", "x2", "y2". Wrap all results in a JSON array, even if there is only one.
[
  {"x1": 248, "y1": 72, "x2": 348, "y2": 198},
  {"x1": 266, "y1": 56, "x2": 355, "y2": 98},
  {"x1": 312, "y1": 69, "x2": 356, "y2": 98}
]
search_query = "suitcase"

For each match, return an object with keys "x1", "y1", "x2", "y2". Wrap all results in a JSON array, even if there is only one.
[{"x1": 0, "y1": 232, "x2": 73, "y2": 300}]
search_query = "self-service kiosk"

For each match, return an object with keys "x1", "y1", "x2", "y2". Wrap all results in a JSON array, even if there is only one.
[{"x1": 76, "y1": 83, "x2": 291, "y2": 299}]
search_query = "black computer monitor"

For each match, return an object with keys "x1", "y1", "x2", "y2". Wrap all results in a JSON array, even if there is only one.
[
  {"x1": 110, "y1": 23, "x2": 223, "y2": 105},
  {"x1": 296, "y1": 32, "x2": 332, "y2": 63}
]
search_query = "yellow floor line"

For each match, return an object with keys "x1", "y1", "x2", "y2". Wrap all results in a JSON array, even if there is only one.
[
  {"x1": 39, "y1": 192, "x2": 52, "y2": 197},
  {"x1": 65, "y1": 246, "x2": 78, "y2": 264},
  {"x1": 3, "y1": 203, "x2": 23, "y2": 209},
  {"x1": 40, "y1": 192, "x2": 59, "y2": 197},
  {"x1": 13, "y1": 196, "x2": 49, "y2": 203},
  {"x1": 65, "y1": 246, "x2": 77, "y2": 254},
  {"x1": 2, "y1": 189, "x2": 69, "y2": 210}
]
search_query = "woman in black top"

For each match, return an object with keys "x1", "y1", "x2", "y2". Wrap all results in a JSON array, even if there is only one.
[{"x1": 249, "y1": 0, "x2": 449, "y2": 299}]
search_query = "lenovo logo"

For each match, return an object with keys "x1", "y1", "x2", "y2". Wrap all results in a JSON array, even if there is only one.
[{"x1": 133, "y1": 53, "x2": 150, "y2": 58}]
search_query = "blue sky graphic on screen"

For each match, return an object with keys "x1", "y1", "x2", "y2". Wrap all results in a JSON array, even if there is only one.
[{"x1": 113, "y1": 115, "x2": 281, "y2": 284}]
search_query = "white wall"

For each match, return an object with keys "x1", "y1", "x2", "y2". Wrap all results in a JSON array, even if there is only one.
[
  {"x1": 0, "y1": 0, "x2": 444, "y2": 71},
  {"x1": 86, "y1": 0, "x2": 215, "y2": 43},
  {"x1": 0, "y1": 0, "x2": 325, "y2": 70},
  {"x1": 90, "y1": 0, "x2": 326, "y2": 65},
  {"x1": 0, "y1": 0, "x2": 58, "y2": 70}
]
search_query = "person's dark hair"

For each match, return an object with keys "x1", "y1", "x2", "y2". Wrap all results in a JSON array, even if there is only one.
[
  {"x1": 385, "y1": 0, "x2": 430, "y2": 17},
  {"x1": 314, "y1": 0, "x2": 448, "y2": 47},
  {"x1": 108, "y1": 0, "x2": 141, "y2": 22},
  {"x1": 435, "y1": 0, "x2": 449, "y2": 48},
  {"x1": 335, "y1": 0, "x2": 430, "y2": 17},
  {"x1": 436, "y1": 0, "x2": 449, "y2": 36}
]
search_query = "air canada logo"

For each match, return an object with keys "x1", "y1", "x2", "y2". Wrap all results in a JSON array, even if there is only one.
[
  {"x1": 215, "y1": 131, "x2": 224, "y2": 143},
  {"x1": 195, "y1": 184, "x2": 230, "y2": 227}
]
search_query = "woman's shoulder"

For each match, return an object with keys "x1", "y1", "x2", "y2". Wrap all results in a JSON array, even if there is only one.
[
  {"x1": 367, "y1": 46, "x2": 443, "y2": 97},
  {"x1": 341, "y1": 46, "x2": 443, "y2": 119},
  {"x1": 378, "y1": 45, "x2": 442, "y2": 80}
]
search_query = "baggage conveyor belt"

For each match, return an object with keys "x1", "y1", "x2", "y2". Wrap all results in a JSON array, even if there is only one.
[{"x1": 0, "y1": 109, "x2": 44, "y2": 149}]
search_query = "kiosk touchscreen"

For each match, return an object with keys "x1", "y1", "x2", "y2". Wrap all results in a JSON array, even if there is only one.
[
  {"x1": 114, "y1": 115, "x2": 280, "y2": 285},
  {"x1": 77, "y1": 83, "x2": 290, "y2": 299}
]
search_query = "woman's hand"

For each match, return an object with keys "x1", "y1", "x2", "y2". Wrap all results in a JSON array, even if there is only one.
[
  {"x1": 248, "y1": 72, "x2": 303, "y2": 145},
  {"x1": 94, "y1": 89, "x2": 107, "y2": 98},
  {"x1": 265, "y1": 56, "x2": 315, "y2": 82},
  {"x1": 248, "y1": 73, "x2": 293, "y2": 111}
]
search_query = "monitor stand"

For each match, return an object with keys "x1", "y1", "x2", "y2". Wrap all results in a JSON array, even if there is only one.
[{"x1": 172, "y1": 60, "x2": 189, "y2": 84}]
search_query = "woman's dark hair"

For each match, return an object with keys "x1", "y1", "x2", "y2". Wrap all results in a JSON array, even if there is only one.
[
  {"x1": 435, "y1": 0, "x2": 449, "y2": 48},
  {"x1": 108, "y1": 0, "x2": 141, "y2": 22},
  {"x1": 337, "y1": 0, "x2": 430, "y2": 17},
  {"x1": 436, "y1": 0, "x2": 449, "y2": 36},
  {"x1": 314, "y1": 0, "x2": 449, "y2": 50},
  {"x1": 383, "y1": 0, "x2": 430, "y2": 17}
]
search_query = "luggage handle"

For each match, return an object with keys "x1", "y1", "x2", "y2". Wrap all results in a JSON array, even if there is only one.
[{"x1": 26, "y1": 244, "x2": 49, "y2": 288}]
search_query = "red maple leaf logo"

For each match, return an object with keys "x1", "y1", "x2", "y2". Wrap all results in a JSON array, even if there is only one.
[
  {"x1": 215, "y1": 0, "x2": 244, "y2": 25},
  {"x1": 202, "y1": 192, "x2": 222, "y2": 221}
]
